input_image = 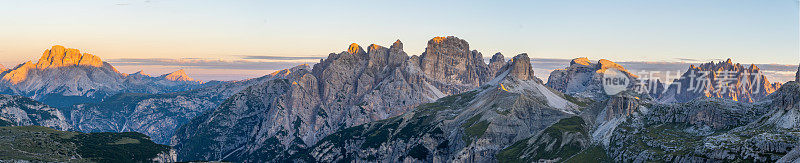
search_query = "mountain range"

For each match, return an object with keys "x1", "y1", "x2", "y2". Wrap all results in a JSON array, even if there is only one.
[
  {"x1": 0, "y1": 45, "x2": 206, "y2": 107},
  {"x1": 172, "y1": 37, "x2": 506, "y2": 161},
  {"x1": 0, "y1": 37, "x2": 798, "y2": 162}
]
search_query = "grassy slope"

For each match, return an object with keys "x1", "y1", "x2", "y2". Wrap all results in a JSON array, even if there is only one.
[{"x1": 0, "y1": 126, "x2": 170, "y2": 162}]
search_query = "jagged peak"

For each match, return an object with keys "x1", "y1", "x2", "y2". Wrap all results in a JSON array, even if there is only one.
[
  {"x1": 427, "y1": 36, "x2": 466, "y2": 46},
  {"x1": 508, "y1": 53, "x2": 535, "y2": 80},
  {"x1": 391, "y1": 39, "x2": 403, "y2": 49},
  {"x1": 692, "y1": 58, "x2": 755, "y2": 72},
  {"x1": 347, "y1": 43, "x2": 365, "y2": 55},
  {"x1": 367, "y1": 44, "x2": 386, "y2": 53},
  {"x1": 160, "y1": 69, "x2": 195, "y2": 82},
  {"x1": 35, "y1": 45, "x2": 104, "y2": 69},
  {"x1": 431, "y1": 36, "x2": 446, "y2": 44},
  {"x1": 570, "y1": 57, "x2": 592, "y2": 66},
  {"x1": 796, "y1": 63, "x2": 799, "y2": 82},
  {"x1": 597, "y1": 59, "x2": 626, "y2": 71},
  {"x1": 490, "y1": 52, "x2": 505, "y2": 63},
  {"x1": 2, "y1": 61, "x2": 35, "y2": 84},
  {"x1": 368, "y1": 44, "x2": 382, "y2": 49},
  {"x1": 131, "y1": 70, "x2": 151, "y2": 77},
  {"x1": 749, "y1": 64, "x2": 760, "y2": 71}
]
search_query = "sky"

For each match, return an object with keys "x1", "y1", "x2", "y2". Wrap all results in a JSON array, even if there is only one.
[{"x1": 0, "y1": 0, "x2": 798, "y2": 81}]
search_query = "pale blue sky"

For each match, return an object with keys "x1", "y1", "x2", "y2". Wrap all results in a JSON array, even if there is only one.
[{"x1": 0, "y1": 0, "x2": 797, "y2": 80}]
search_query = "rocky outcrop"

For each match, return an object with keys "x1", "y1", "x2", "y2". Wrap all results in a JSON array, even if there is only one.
[
  {"x1": 587, "y1": 91, "x2": 646, "y2": 147},
  {"x1": 0, "y1": 45, "x2": 204, "y2": 107},
  {"x1": 545, "y1": 58, "x2": 639, "y2": 99},
  {"x1": 501, "y1": 53, "x2": 535, "y2": 80},
  {"x1": 172, "y1": 37, "x2": 505, "y2": 162},
  {"x1": 35, "y1": 45, "x2": 104, "y2": 69},
  {"x1": 417, "y1": 36, "x2": 491, "y2": 94},
  {"x1": 151, "y1": 149, "x2": 178, "y2": 163},
  {"x1": 606, "y1": 81, "x2": 800, "y2": 162},
  {"x1": 488, "y1": 53, "x2": 506, "y2": 78},
  {"x1": 497, "y1": 116, "x2": 591, "y2": 162},
  {"x1": 751, "y1": 81, "x2": 800, "y2": 129},
  {"x1": 658, "y1": 59, "x2": 781, "y2": 103},
  {"x1": 160, "y1": 69, "x2": 196, "y2": 82},
  {"x1": 796, "y1": 64, "x2": 799, "y2": 82},
  {"x1": 0, "y1": 94, "x2": 70, "y2": 130},
  {"x1": 290, "y1": 53, "x2": 580, "y2": 162}
]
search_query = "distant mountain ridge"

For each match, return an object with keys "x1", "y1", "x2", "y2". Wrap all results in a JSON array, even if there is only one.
[
  {"x1": 66, "y1": 65, "x2": 300, "y2": 144},
  {"x1": 659, "y1": 59, "x2": 781, "y2": 103},
  {"x1": 0, "y1": 45, "x2": 203, "y2": 107},
  {"x1": 291, "y1": 53, "x2": 581, "y2": 162},
  {"x1": 172, "y1": 36, "x2": 507, "y2": 162}
]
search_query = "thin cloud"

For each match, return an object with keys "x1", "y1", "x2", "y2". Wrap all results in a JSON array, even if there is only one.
[{"x1": 672, "y1": 58, "x2": 702, "y2": 62}]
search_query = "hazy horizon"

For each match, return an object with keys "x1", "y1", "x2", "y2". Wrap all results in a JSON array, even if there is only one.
[{"x1": 1, "y1": 0, "x2": 798, "y2": 81}]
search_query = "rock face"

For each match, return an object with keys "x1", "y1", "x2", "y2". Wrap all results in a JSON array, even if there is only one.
[
  {"x1": 0, "y1": 45, "x2": 203, "y2": 107},
  {"x1": 416, "y1": 36, "x2": 491, "y2": 94},
  {"x1": 0, "y1": 94, "x2": 70, "y2": 130},
  {"x1": 35, "y1": 45, "x2": 104, "y2": 69},
  {"x1": 172, "y1": 37, "x2": 502, "y2": 162},
  {"x1": 66, "y1": 65, "x2": 305, "y2": 144},
  {"x1": 160, "y1": 69, "x2": 196, "y2": 82},
  {"x1": 545, "y1": 58, "x2": 640, "y2": 99},
  {"x1": 487, "y1": 52, "x2": 506, "y2": 77},
  {"x1": 502, "y1": 53, "x2": 535, "y2": 80},
  {"x1": 605, "y1": 81, "x2": 800, "y2": 162},
  {"x1": 658, "y1": 59, "x2": 780, "y2": 103},
  {"x1": 752, "y1": 81, "x2": 800, "y2": 129},
  {"x1": 496, "y1": 116, "x2": 592, "y2": 162},
  {"x1": 796, "y1": 64, "x2": 799, "y2": 82},
  {"x1": 290, "y1": 53, "x2": 580, "y2": 162}
]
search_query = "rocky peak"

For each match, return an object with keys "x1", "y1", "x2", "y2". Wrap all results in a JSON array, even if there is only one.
[
  {"x1": 796, "y1": 64, "x2": 799, "y2": 82},
  {"x1": 602, "y1": 91, "x2": 641, "y2": 120},
  {"x1": 418, "y1": 36, "x2": 489, "y2": 86},
  {"x1": 391, "y1": 40, "x2": 403, "y2": 49},
  {"x1": 659, "y1": 59, "x2": 779, "y2": 103},
  {"x1": 490, "y1": 52, "x2": 505, "y2": 63},
  {"x1": 131, "y1": 70, "x2": 151, "y2": 77},
  {"x1": 160, "y1": 69, "x2": 195, "y2": 82},
  {"x1": 35, "y1": 45, "x2": 104, "y2": 69},
  {"x1": 694, "y1": 59, "x2": 758, "y2": 73},
  {"x1": 347, "y1": 43, "x2": 366, "y2": 55},
  {"x1": 570, "y1": 57, "x2": 592, "y2": 67},
  {"x1": 546, "y1": 58, "x2": 641, "y2": 99},
  {"x1": 2, "y1": 61, "x2": 35, "y2": 84},
  {"x1": 505, "y1": 53, "x2": 535, "y2": 80},
  {"x1": 597, "y1": 59, "x2": 628, "y2": 73},
  {"x1": 488, "y1": 53, "x2": 506, "y2": 77}
]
